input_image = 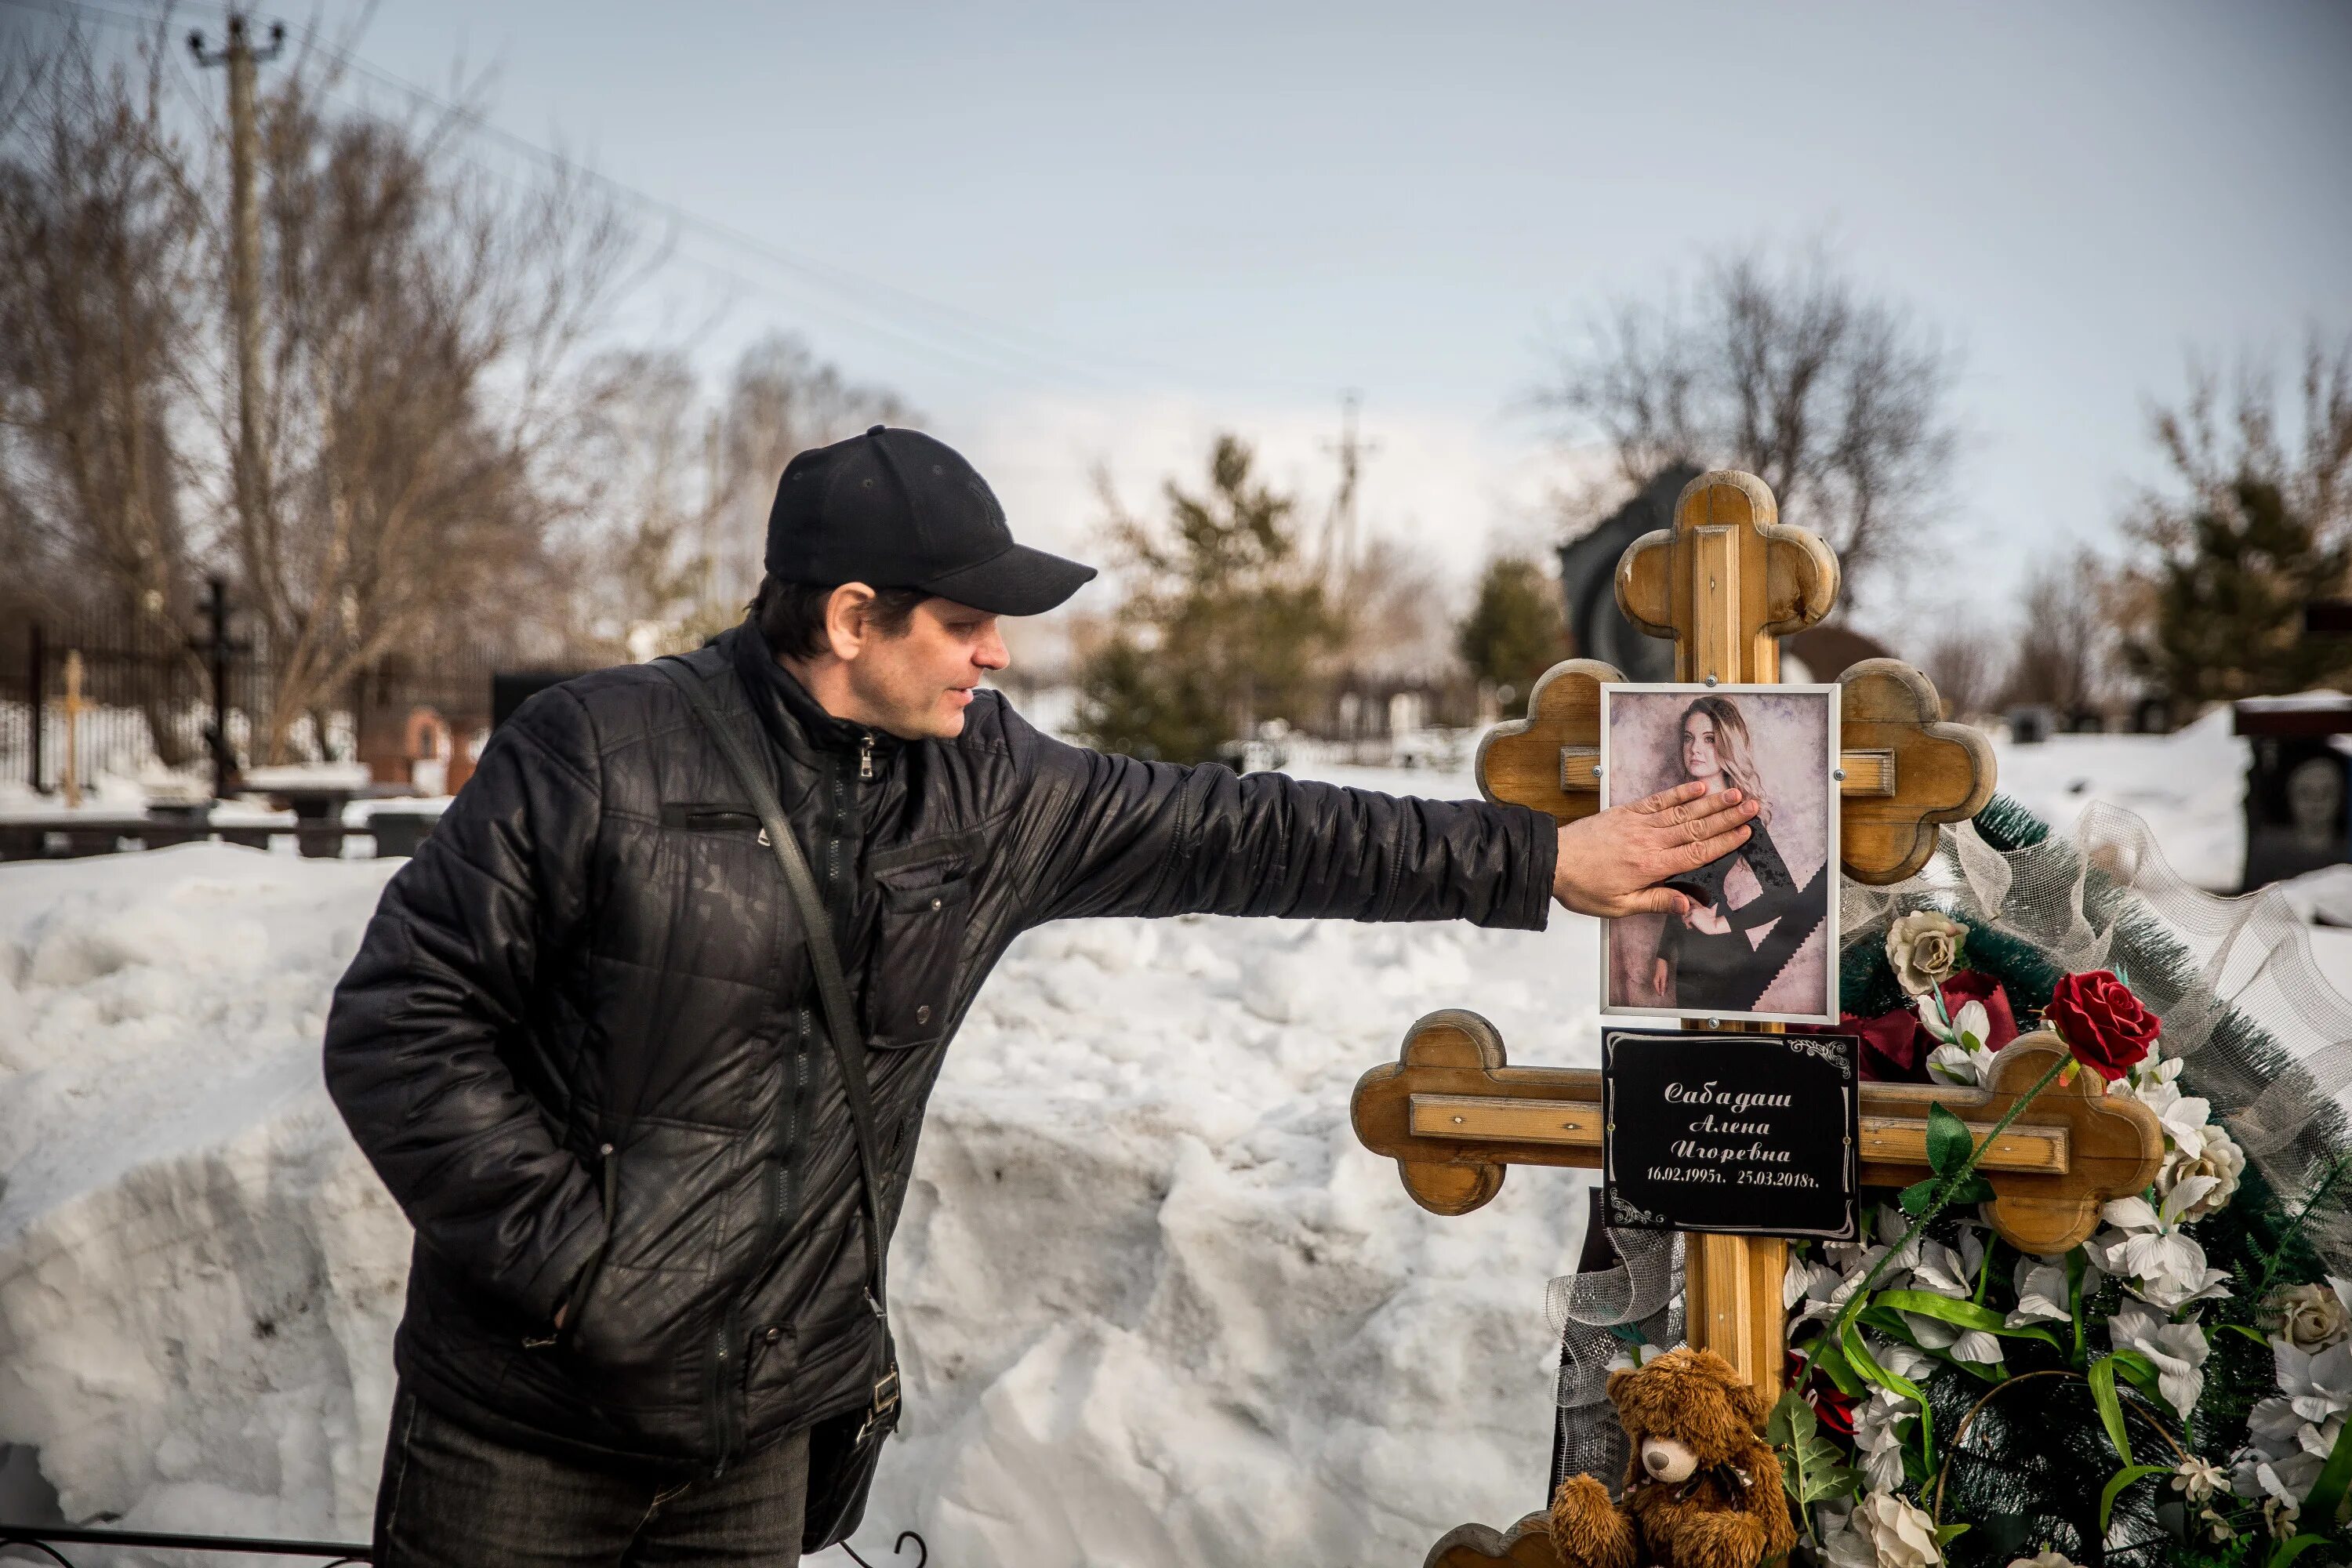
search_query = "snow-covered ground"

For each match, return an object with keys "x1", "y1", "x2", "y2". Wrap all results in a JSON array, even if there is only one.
[
  {"x1": 0, "y1": 720, "x2": 2273, "y2": 1563},
  {"x1": 1989, "y1": 706, "x2": 2248, "y2": 891},
  {"x1": 0, "y1": 768, "x2": 1599, "y2": 1566}
]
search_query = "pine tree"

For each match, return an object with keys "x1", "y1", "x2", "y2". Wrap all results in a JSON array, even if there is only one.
[
  {"x1": 2125, "y1": 475, "x2": 2352, "y2": 706},
  {"x1": 1073, "y1": 436, "x2": 1346, "y2": 764},
  {"x1": 1455, "y1": 555, "x2": 1567, "y2": 709}
]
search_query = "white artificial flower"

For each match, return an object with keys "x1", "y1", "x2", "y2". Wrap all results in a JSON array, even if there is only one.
[
  {"x1": 1853, "y1": 1488, "x2": 1943, "y2": 1568},
  {"x1": 2268, "y1": 1278, "x2": 2352, "y2": 1352},
  {"x1": 1888, "y1": 910, "x2": 1967, "y2": 1000},
  {"x1": 1902, "y1": 1228, "x2": 2004, "y2": 1367},
  {"x1": 1788, "y1": 1255, "x2": 1867, "y2": 1330},
  {"x1": 1827, "y1": 1203, "x2": 1922, "y2": 1280},
  {"x1": 1851, "y1": 1387, "x2": 1915, "y2": 1494},
  {"x1": 2274, "y1": 1335, "x2": 2352, "y2": 1425},
  {"x1": 2107, "y1": 1298, "x2": 2209, "y2": 1421},
  {"x1": 2008, "y1": 1254, "x2": 2103, "y2": 1327},
  {"x1": 1875, "y1": 1338, "x2": 1939, "y2": 1385},
  {"x1": 2086, "y1": 1184, "x2": 2234, "y2": 1310},
  {"x1": 1817, "y1": 1503, "x2": 1875, "y2": 1568},
  {"x1": 2005, "y1": 1552, "x2": 2079, "y2": 1568},
  {"x1": 2160, "y1": 1124, "x2": 2245, "y2": 1222},
  {"x1": 2171, "y1": 1456, "x2": 2227, "y2": 1504},
  {"x1": 1926, "y1": 999, "x2": 1998, "y2": 1083},
  {"x1": 1602, "y1": 1338, "x2": 1671, "y2": 1375}
]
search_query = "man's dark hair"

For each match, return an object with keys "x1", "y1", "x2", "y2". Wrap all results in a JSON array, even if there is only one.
[{"x1": 750, "y1": 575, "x2": 931, "y2": 659}]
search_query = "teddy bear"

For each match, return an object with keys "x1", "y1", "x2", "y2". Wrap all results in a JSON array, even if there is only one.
[{"x1": 1548, "y1": 1347, "x2": 1797, "y2": 1568}]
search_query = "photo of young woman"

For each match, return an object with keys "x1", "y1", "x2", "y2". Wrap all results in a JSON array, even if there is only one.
[{"x1": 1599, "y1": 684, "x2": 1839, "y2": 1024}]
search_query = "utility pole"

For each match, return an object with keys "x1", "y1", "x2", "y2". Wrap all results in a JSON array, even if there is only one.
[
  {"x1": 191, "y1": 13, "x2": 285, "y2": 572},
  {"x1": 1321, "y1": 392, "x2": 1379, "y2": 597}
]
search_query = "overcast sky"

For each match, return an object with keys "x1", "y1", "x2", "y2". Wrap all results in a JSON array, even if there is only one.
[{"x1": 30, "y1": 0, "x2": 2352, "y2": 646}]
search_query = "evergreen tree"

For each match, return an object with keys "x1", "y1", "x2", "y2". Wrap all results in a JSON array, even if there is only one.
[
  {"x1": 1455, "y1": 555, "x2": 1568, "y2": 708},
  {"x1": 1073, "y1": 436, "x2": 1346, "y2": 764},
  {"x1": 2122, "y1": 333, "x2": 2352, "y2": 710},
  {"x1": 2125, "y1": 475, "x2": 2352, "y2": 706}
]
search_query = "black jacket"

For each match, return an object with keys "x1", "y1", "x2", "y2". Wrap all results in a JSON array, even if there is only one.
[{"x1": 323, "y1": 620, "x2": 1558, "y2": 1474}]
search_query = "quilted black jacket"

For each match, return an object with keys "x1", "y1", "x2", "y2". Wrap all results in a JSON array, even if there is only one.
[{"x1": 323, "y1": 619, "x2": 1559, "y2": 1474}]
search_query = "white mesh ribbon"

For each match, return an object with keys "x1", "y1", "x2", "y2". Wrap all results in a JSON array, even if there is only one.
[{"x1": 1845, "y1": 800, "x2": 2352, "y2": 1262}]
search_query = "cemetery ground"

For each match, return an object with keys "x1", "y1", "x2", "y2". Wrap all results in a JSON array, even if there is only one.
[{"x1": 0, "y1": 710, "x2": 2330, "y2": 1568}]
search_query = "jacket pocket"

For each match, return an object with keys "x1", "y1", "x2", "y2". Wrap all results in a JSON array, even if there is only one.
[
  {"x1": 547, "y1": 1142, "x2": 619, "y2": 1349},
  {"x1": 746, "y1": 1301, "x2": 883, "y2": 1404},
  {"x1": 659, "y1": 802, "x2": 764, "y2": 837},
  {"x1": 861, "y1": 861, "x2": 974, "y2": 1049}
]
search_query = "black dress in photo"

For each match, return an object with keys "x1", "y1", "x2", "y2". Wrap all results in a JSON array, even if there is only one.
[{"x1": 1654, "y1": 818, "x2": 1804, "y2": 1014}]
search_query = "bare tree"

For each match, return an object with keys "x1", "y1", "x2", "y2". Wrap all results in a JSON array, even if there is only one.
[
  {"x1": 2132, "y1": 332, "x2": 2352, "y2": 555},
  {"x1": 0, "y1": 22, "x2": 208, "y2": 757},
  {"x1": 703, "y1": 332, "x2": 910, "y2": 604},
  {"x1": 568, "y1": 346, "x2": 717, "y2": 653},
  {"x1": 1918, "y1": 620, "x2": 2005, "y2": 722},
  {"x1": 1541, "y1": 241, "x2": 1961, "y2": 601},
  {"x1": 2003, "y1": 549, "x2": 2113, "y2": 717},
  {"x1": 223, "y1": 59, "x2": 641, "y2": 760}
]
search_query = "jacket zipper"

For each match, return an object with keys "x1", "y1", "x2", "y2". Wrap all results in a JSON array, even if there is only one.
[{"x1": 858, "y1": 731, "x2": 875, "y2": 781}]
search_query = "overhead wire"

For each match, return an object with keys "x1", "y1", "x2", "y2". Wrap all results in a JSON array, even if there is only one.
[{"x1": 4, "y1": 0, "x2": 1180, "y2": 392}]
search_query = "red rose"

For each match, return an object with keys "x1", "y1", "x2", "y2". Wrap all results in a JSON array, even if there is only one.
[{"x1": 2044, "y1": 969, "x2": 2158, "y2": 1081}]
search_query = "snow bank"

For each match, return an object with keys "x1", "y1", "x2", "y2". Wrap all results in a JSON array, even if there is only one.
[
  {"x1": 0, "y1": 717, "x2": 2260, "y2": 1561},
  {"x1": 1991, "y1": 707, "x2": 2246, "y2": 890},
  {"x1": 0, "y1": 787, "x2": 1602, "y2": 1563}
]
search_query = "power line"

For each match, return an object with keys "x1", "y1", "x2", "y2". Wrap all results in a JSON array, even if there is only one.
[
  {"x1": 10, "y1": 0, "x2": 1340, "y2": 404},
  {"x1": 13, "y1": 0, "x2": 1169, "y2": 391}
]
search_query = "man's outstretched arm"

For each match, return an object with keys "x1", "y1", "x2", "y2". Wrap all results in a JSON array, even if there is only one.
[{"x1": 1009, "y1": 719, "x2": 1753, "y2": 928}]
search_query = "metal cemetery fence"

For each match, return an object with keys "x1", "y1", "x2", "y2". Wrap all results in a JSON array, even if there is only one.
[
  {"x1": 3, "y1": 585, "x2": 581, "y2": 799},
  {"x1": 0, "y1": 1522, "x2": 371, "y2": 1566}
]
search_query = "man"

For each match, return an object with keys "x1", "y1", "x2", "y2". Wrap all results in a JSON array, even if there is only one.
[{"x1": 324, "y1": 426, "x2": 1755, "y2": 1566}]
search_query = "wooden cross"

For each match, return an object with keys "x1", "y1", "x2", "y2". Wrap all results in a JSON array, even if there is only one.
[
  {"x1": 1355, "y1": 472, "x2": 2165, "y2": 1563},
  {"x1": 62, "y1": 648, "x2": 87, "y2": 811}
]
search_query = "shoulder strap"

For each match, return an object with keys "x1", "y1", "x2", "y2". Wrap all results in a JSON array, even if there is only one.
[{"x1": 652, "y1": 658, "x2": 892, "y2": 1322}]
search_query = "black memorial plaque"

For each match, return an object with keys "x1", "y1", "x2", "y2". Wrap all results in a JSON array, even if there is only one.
[{"x1": 1602, "y1": 1029, "x2": 1859, "y2": 1241}]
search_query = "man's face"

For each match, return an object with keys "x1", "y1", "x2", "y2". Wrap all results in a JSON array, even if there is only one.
[{"x1": 848, "y1": 596, "x2": 1010, "y2": 740}]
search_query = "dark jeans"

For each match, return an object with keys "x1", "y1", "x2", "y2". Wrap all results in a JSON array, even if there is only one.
[{"x1": 372, "y1": 1386, "x2": 809, "y2": 1566}]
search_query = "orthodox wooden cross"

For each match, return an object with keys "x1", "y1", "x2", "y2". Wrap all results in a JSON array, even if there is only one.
[
  {"x1": 1349, "y1": 472, "x2": 2165, "y2": 1565},
  {"x1": 61, "y1": 649, "x2": 87, "y2": 811}
]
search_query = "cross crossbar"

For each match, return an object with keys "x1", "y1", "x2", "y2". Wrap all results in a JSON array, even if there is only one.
[{"x1": 1354, "y1": 1009, "x2": 2163, "y2": 1256}]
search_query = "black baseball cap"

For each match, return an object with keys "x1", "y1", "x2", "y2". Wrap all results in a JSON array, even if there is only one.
[{"x1": 765, "y1": 426, "x2": 1097, "y2": 616}]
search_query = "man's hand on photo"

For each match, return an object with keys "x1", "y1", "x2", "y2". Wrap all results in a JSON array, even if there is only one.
[{"x1": 1551, "y1": 780, "x2": 1756, "y2": 919}]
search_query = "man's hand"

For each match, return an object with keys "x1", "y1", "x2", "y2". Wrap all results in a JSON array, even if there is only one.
[{"x1": 1551, "y1": 780, "x2": 1756, "y2": 919}]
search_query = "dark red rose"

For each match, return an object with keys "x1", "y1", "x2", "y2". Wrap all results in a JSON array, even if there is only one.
[
  {"x1": 1784, "y1": 1350, "x2": 1857, "y2": 1436},
  {"x1": 1795, "y1": 975, "x2": 2020, "y2": 1083},
  {"x1": 2044, "y1": 969, "x2": 2158, "y2": 1081},
  {"x1": 1939, "y1": 969, "x2": 2019, "y2": 1051}
]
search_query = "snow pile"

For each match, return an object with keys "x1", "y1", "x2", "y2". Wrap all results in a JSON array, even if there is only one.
[
  {"x1": 0, "y1": 715, "x2": 2267, "y2": 1561},
  {"x1": 2279, "y1": 864, "x2": 2352, "y2": 927},
  {"x1": 0, "y1": 810, "x2": 1599, "y2": 1563},
  {"x1": 1991, "y1": 706, "x2": 2247, "y2": 890}
]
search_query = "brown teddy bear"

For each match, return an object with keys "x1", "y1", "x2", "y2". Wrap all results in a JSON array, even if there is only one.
[{"x1": 1548, "y1": 1347, "x2": 1797, "y2": 1568}]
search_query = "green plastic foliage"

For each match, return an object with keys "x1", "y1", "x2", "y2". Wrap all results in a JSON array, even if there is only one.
[{"x1": 1768, "y1": 1391, "x2": 1859, "y2": 1524}]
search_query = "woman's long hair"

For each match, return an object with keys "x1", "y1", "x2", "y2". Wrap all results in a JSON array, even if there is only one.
[{"x1": 1679, "y1": 696, "x2": 1775, "y2": 825}]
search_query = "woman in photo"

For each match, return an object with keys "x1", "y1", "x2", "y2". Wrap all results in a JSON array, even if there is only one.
[{"x1": 1650, "y1": 695, "x2": 1802, "y2": 1011}]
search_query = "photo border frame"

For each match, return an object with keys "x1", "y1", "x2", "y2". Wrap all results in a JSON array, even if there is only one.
[{"x1": 1597, "y1": 681, "x2": 1842, "y2": 1027}]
